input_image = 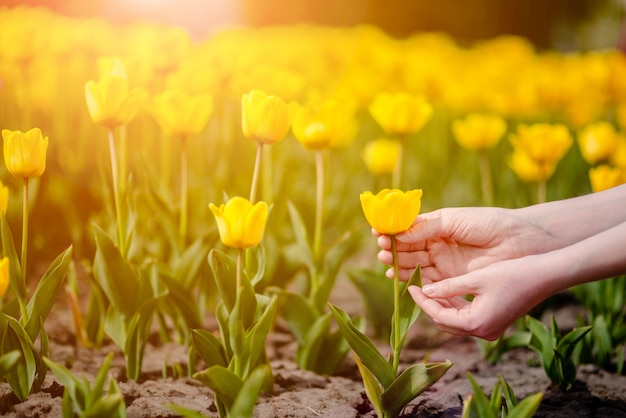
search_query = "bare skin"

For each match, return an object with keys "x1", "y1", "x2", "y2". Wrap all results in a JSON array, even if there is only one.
[{"x1": 376, "y1": 184, "x2": 626, "y2": 340}]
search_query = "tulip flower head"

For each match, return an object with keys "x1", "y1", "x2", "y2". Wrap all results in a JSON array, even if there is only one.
[
  {"x1": 577, "y1": 121, "x2": 619, "y2": 165},
  {"x1": 509, "y1": 123, "x2": 572, "y2": 165},
  {"x1": 209, "y1": 197, "x2": 268, "y2": 249},
  {"x1": 0, "y1": 257, "x2": 8, "y2": 299},
  {"x1": 150, "y1": 89, "x2": 214, "y2": 139},
  {"x1": 362, "y1": 138, "x2": 400, "y2": 175},
  {"x1": 241, "y1": 89, "x2": 299, "y2": 144},
  {"x1": 292, "y1": 99, "x2": 357, "y2": 150},
  {"x1": 589, "y1": 165, "x2": 625, "y2": 193},
  {"x1": 452, "y1": 113, "x2": 507, "y2": 151},
  {"x1": 508, "y1": 148, "x2": 555, "y2": 182},
  {"x1": 85, "y1": 75, "x2": 147, "y2": 129},
  {"x1": 2, "y1": 128, "x2": 48, "y2": 178},
  {"x1": 369, "y1": 92, "x2": 433, "y2": 136},
  {"x1": 360, "y1": 189, "x2": 422, "y2": 235}
]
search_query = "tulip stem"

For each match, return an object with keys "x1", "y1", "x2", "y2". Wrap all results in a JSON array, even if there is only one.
[
  {"x1": 313, "y1": 150, "x2": 324, "y2": 261},
  {"x1": 391, "y1": 234, "x2": 400, "y2": 375},
  {"x1": 19, "y1": 178, "x2": 29, "y2": 320},
  {"x1": 236, "y1": 248, "x2": 243, "y2": 303},
  {"x1": 537, "y1": 179, "x2": 547, "y2": 204},
  {"x1": 179, "y1": 136, "x2": 188, "y2": 249},
  {"x1": 250, "y1": 143, "x2": 263, "y2": 203},
  {"x1": 478, "y1": 150, "x2": 493, "y2": 206},
  {"x1": 108, "y1": 129, "x2": 126, "y2": 256},
  {"x1": 392, "y1": 136, "x2": 404, "y2": 189}
]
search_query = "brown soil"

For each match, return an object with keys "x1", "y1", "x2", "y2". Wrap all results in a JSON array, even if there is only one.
[{"x1": 1, "y1": 277, "x2": 625, "y2": 418}]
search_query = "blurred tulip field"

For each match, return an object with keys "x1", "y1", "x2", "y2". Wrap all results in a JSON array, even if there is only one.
[{"x1": 1, "y1": 3, "x2": 626, "y2": 417}]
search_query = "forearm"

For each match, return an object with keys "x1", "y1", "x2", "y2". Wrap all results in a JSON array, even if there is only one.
[
  {"x1": 515, "y1": 184, "x2": 626, "y2": 252},
  {"x1": 532, "y1": 220, "x2": 626, "y2": 297}
]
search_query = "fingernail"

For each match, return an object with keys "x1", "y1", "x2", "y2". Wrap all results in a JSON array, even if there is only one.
[{"x1": 422, "y1": 284, "x2": 434, "y2": 295}]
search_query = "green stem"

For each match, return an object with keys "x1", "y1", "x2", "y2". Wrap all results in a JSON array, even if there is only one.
[
  {"x1": 179, "y1": 136, "x2": 188, "y2": 249},
  {"x1": 391, "y1": 235, "x2": 400, "y2": 375},
  {"x1": 160, "y1": 131, "x2": 171, "y2": 196},
  {"x1": 249, "y1": 142, "x2": 263, "y2": 203},
  {"x1": 236, "y1": 248, "x2": 243, "y2": 300},
  {"x1": 19, "y1": 178, "x2": 29, "y2": 321},
  {"x1": 119, "y1": 125, "x2": 127, "y2": 195},
  {"x1": 537, "y1": 179, "x2": 547, "y2": 204},
  {"x1": 108, "y1": 129, "x2": 126, "y2": 256},
  {"x1": 478, "y1": 150, "x2": 493, "y2": 206},
  {"x1": 392, "y1": 137, "x2": 404, "y2": 189},
  {"x1": 313, "y1": 149, "x2": 324, "y2": 261}
]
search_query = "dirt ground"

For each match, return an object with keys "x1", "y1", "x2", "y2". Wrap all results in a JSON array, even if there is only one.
[{"x1": 1, "y1": 276, "x2": 625, "y2": 418}]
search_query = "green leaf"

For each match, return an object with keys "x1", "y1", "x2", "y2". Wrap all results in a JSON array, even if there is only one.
[
  {"x1": 499, "y1": 374, "x2": 518, "y2": 412},
  {"x1": 92, "y1": 225, "x2": 140, "y2": 317},
  {"x1": 190, "y1": 329, "x2": 227, "y2": 369},
  {"x1": 348, "y1": 268, "x2": 393, "y2": 339},
  {"x1": 526, "y1": 316, "x2": 555, "y2": 365},
  {"x1": 193, "y1": 365, "x2": 243, "y2": 411},
  {"x1": 88, "y1": 352, "x2": 114, "y2": 407},
  {"x1": 208, "y1": 249, "x2": 237, "y2": 312},
  {"x1": 391, "y1": 266, "x2": 423, "y2": 353},
  {"x1": 273, "y1": 290, "x2": 318, "y2": 344},
  {"x1": 380, "y1": 360, "x2": 453, "y2": 418},
  {"x1": 239, "y1": 296, "x2": 278, "y2": 377},
  {"x1": 0, "y1": 350, "x2": 21, "y2": 381},
  {"x1": 286, "y1": 201, "x2": 314, "y2": 276},
  {"x1": 25, "y1": 245, "x2": 73, "y2": 340},
  {"x1": 354, "y1": 355, "x2": 384, "y2": 418},
  {"x1": 124, "y1": 298, "x2": 161, "y2": 381},
  {"x1": 1, "y1": 313, "x2": 37, "y2": 401},
  {"x1": 84, "y1": 393, "x2": 126, "y2": 418},
  {"x1": 507, "y1": 393, "x2": 543, "y2": 418},
  {"x1": 1, "y1": 214, "x2": 25, "y2": 302},
  {"x1": 171, "y1": 237, "x2": 210, "y2": 289},
  {"x1": 230, "y1": 365, "x2": 271, "y2": 418},
  {"x1": 328, "y1": 304, "x2": 395, "y2": 388},
  {"x1": 314, "y1": 231, "x2": 356, "y2": 312},
  {"x1": 166, "y1": 404, "x2": 208, "y2": 418},
  {"x1": 296, "y1": 313, "x2": 331, "y2": 371},
  {"x1": 556, "y1": 325, "x2": 592, "y2": 360}
]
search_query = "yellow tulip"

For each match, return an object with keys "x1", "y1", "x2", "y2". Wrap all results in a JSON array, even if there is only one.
[
  {"x1": 150, "y1": 89, "x2": 214, "y2": 139},
  {"x1": 360, "y1": 189, "x2": 422, "y2": 235},
  {"x1": 368, "y1": 92, "x2": 433, "y2": 136},
  {"x1": 451, "y1": 113, "x2": 506, "y2": 151},
  {"x1": 508, "y1": 148, "x2": 555, "y2": 182},
  {"x1": 617, "y1": 103, "x2": 626, "y2": 131},
  {"x1": 509, "y1": 123, "x2": 572, "y2": 164},
  {"x1": 209, "y1": 197, "x2": 268, "y2": 249},
  {"x1": 241, "y1": 89, "x2": 299, "y2": 144},
  {"x1": 0, "y1": 257, "x2": 8, "y2": 298},
  {"x1": 609, "y1": 135, "x2": 626, "y2": 168},
  {"x1": 0, "y1": 181, "x2": 7, "y2": 215},
  {"x1": 2, "y1": 128, "x2": 48, "y2": 178},
  {"x1": 85, "y1": 75, "x2": 147, "y2": 129},
  {"x1": 292, "y1": 99, "x2": 356, "y2": 150},
  {"x1": 577, "y1": 121, "x2": 619, "y2": 165},
  {"x1": 589, "y1": 165, "x2": 625, "y2": 193},
  {"x1": 362, "y1": 138, "x2": 400, "y2": 175}
]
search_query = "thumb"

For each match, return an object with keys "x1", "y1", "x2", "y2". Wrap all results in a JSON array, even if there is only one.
[{"x1": 421, "y1": 276, "x2": 475, "y2": 298}]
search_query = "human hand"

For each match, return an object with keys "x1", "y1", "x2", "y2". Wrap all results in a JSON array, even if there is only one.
[
  {"x1": 407, "y1": 255, "x2": 549, "y2": 340},
  {"x1": 376, "y1": 206, "x2": 550, "y2": 284}
]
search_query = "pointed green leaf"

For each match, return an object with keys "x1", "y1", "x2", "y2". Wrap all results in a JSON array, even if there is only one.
[
  {"x1": 240, "y1": 296, "x2": 278, "y2": 377},
  {"x1": 392, "y1": 266, "x2": 423, "y2": 353},
  {"x1": 1, "y1": 215, "x2": 25, "y2": 302},
  {"x1": 286, "y1": 201, "x2": 314, "y2": 275},
  {"x1": 296, "y1": 313, "x2": 331, "y2": 371},
  {"x1": 354, "y1": 354, "x2": 384, "y2": 418},
  {"x1": 208, "y1": 249, "x2": 237, "y2": 312},
  {"x1": 193, "y1": 365, "x2": 243, "y2": 411},
  {"x1": 25, "y1": 245, "x2": 73, "y2": 340},
  {"x1": 348, "y1": 268, "x2": 393, "y2": 339},
  {"x1": 328, "y1": 304, "x2": 395, "y2": 388},
  {"x1": 0, "y1": 351, "x2": 21, "y2": 381},
  {"x1": 380, "y1": 360, "x2": 452, "y2": 418},
  {"x1": 274, "y1": 290, "x2": 318, "y2": 344},
  {"x1": 2, "y1": 313, "x2": 37, "y2": 401},
  {"x1": 88, "y1": 352, "x2": 114, "y2": 407},
  {"x1": 499, "y1": 374, "x2": 518, "y2": 412},
  {"x1": 507, "y1": 392, "x2": 543, "y2": 418},
  {"x1": 85, "y1": 393, "x2": 126, "y2": 418},
  {"x1": 172, "y1": 238, "x2": 210, "y2": 289},
  {"x1": 314, "y1": 231, "x2": 356, "y2": 312},
  {"x1": 230, "y1": 365, "x2": 271, "y2": 418},
  {"x1": 556, "y1": 325, "x2": 592, "y2": 359},
  {"x1": 191, "y1": 329, "x2": 227, "y2": 369},
  {"x1": 92, "y1": 225, "x2": 139, "y2": 317},
  {"x1": 166, "y1": 404, "x2": 208, "y2": 418}
]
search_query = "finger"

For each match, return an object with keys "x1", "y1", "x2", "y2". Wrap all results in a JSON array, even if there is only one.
[
  {"x1": 377, "y1": 249, "x2": 431, "y2": 269},
  {"x1": 421, "y1": 276, "x2": 477, "y2": 299},
  {"x1": 396, "y1": 215, "x2": 444, "y2": 244},
  {"x1": 408, "y1": 286, "x2": 475, "y2": 336}
]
